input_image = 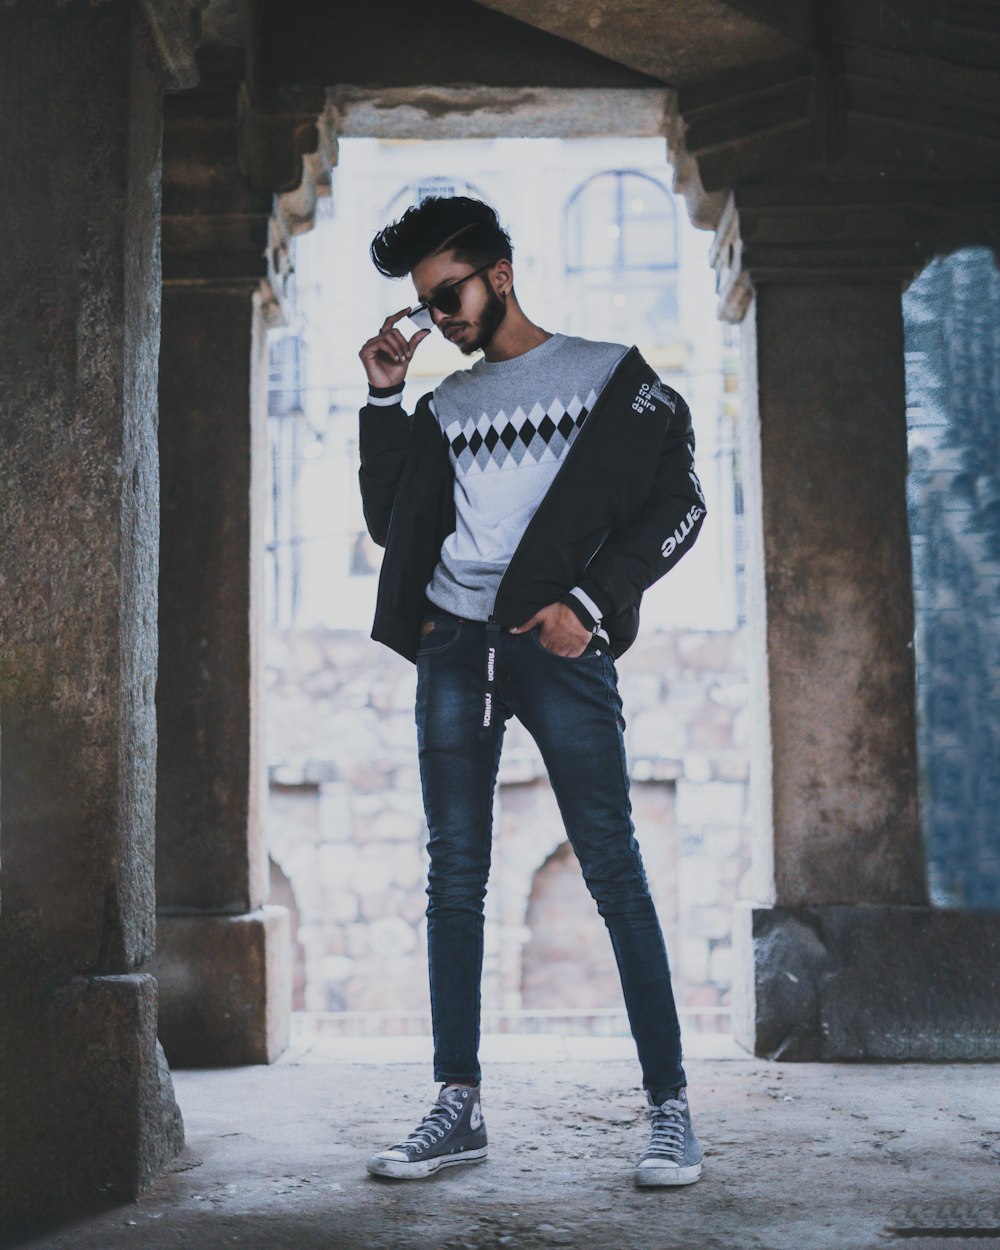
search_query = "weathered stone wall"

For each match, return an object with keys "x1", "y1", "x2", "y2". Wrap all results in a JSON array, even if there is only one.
[
  {"x1": 0, "y1": 0, "x2": 163, "y2": 982},
  {"x1": 266, "y1": 625, "x2": 750, "y2": 1028},
  {"x1": 0, "y1": 2, "x2": 185, "y2": 1227}
]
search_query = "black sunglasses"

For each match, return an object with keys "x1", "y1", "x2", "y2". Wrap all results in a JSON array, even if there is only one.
[{"x1": 408, "y1": 262, "x2": 496, "y2": 330}]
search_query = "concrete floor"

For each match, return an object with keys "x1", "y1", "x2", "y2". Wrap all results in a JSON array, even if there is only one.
[{"x1": 8, "y1": 1035, "x2": 1000, "y2": 1250}]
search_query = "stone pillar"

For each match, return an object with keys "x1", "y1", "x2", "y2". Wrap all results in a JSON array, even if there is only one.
[
  {"x1": 741, "y1": 281, "x2": 925, "y2": 907},
  {"x1": 0, "y1": 1, "x2": 197, "y2": 1229},
  {"x1": 715, "y1": 189, "x2": 1000, "y2": 1059},
  {"x1": 152, "y1": 80, "x2": 291, "y2": 1066}
]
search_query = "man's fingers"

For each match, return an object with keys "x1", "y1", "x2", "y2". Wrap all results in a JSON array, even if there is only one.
[
  {"x1": 360, "y1": 332, "x2": 396, "y2": 358},
  {"x1": 406, "y1": 328, "x2": 431, "y2": 354},
  {"x1": 365, "y1": 317, "x2": 429, "y2": 368},
  {"x1": 363, "y1": 328, "x2": 409, "y2": 364},
  {"x1": 384, "y1": 328, "x2": 409, "y2": 358},
  {"x1": 508, "y1": 603, "x2": 591, "y2": 655},
  {"x1": 379, "y1": 307, "x2": 412, "y2": 333},
  {"x1": 509, "y1": 611, "x2": 542, "y2": 634}
]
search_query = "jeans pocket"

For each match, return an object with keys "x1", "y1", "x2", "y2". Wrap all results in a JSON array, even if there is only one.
[
  {"x1": 417, "y1": 613, "x2": 464, "y2": 656},
  {"x1": 530, "y1": 627, "x2": 602, "y2": 660}
]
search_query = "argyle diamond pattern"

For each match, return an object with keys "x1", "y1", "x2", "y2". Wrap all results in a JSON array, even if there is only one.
[{"x1": 440, "y1": 390, "x2": 597, "y2": 475}]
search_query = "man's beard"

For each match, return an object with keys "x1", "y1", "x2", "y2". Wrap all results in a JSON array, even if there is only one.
[{"x1": 460, "y1": 283, "x2": 507, "y2": 356}]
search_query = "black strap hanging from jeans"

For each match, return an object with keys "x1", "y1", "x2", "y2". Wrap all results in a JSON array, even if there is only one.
[{"x1": 479, "y1": 621, "x2": 502, "y2": 739}]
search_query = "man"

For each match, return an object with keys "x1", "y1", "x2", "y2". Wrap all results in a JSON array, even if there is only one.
[{"x1": 357, "y1": 195, "x2": 706, "y2": 1187}]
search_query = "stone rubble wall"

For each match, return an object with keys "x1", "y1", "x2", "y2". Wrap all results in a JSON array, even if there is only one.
[{"x1": 266, "y1": 626, "x2": 750, "y2": 1028}]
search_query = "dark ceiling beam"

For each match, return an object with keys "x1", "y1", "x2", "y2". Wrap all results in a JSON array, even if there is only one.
[
  {"x1": 468, "y1": 0, "x2": 807, "y2": 85},
  {"x1": 253, "y1": 0, "x2": 662, "y2": 91}
]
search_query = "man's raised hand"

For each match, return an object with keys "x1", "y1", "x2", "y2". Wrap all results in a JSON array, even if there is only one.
[{"x1": 359, "y1": 308, "x2": 431, "y2": 390}]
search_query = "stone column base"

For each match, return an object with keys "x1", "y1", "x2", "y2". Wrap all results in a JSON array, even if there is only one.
[
  {"x1": 733, "y1": 901, "x2": 1000, "y2": 1061},
  {"x1": 0, "y1": 974, "x2": 184, "y2": 1233},
  {"x1": 154, "y1": 905, "x2": 291, "y2": 1067}
]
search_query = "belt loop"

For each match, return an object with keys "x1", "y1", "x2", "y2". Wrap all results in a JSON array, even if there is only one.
[{"x1": 480, "y1": 621, "x2": 502, "y2": 739}]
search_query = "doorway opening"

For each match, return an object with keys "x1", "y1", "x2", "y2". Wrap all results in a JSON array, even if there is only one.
[
  {"x1": 264, "y1": 134, "x2": 748, "y2": 1056},
  {"x1": 904, "y1": 246, "x2": 1000, "y2": 910}
]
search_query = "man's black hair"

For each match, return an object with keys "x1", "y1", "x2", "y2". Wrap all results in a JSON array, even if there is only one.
[{"x1": 370, "y1": 196, "x2": 513, "y2": 278}]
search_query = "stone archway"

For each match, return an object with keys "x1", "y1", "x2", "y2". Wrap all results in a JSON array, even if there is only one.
[
  {"x1": 522, "y1": 842, "x2": 624, "y2": 1010},
  {"x1": 317, "y1": 68, "x2": 998, "y2": 1071}
]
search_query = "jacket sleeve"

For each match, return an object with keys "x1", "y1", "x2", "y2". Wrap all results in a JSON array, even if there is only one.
[
  {"x1": 357, "y1": 382, "x2": 412, "y2": 547},
  {"x1": 561, "y1": 394, "x2": 707, "y2": 627}
]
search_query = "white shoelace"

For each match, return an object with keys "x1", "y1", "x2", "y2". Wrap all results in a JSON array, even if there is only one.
[
  {"x1": 392, "y1": 1096, "x2": 460, "y2": 1152},
  {"x1": 640, "y1": 1097, "x2": 686, "y2": 1162}
]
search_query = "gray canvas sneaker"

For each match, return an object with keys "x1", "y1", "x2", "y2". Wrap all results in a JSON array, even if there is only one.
[
  {"x1": 634, "y1": 1087, "x2": 703, "y2": 1187},
  {"x1": 367, "y1": 1084, "x2": 488, "y2": 1179}
]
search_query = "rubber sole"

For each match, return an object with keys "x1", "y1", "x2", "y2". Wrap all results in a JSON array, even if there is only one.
[
  {"x1": 634, "y1": 1159, "x2": 703, "y2": 1187},
  {"x1": 367, "y1": 1146, "x2": 488, "y2": 1179}
]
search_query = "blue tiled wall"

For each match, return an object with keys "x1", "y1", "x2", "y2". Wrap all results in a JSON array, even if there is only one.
[{"x1": 904, "y1": 247, "x2": 1000, "y2": 909}]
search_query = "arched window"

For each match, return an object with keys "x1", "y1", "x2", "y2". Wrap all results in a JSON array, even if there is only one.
[
  {"x1": 563, "y1": 170, "x2": 679, "y2": 345},
  {"x1": 384, "y1": 175, "x2": 485, "y2": 215}
]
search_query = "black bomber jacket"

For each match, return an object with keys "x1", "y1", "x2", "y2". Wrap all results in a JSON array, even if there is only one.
[{"x1": 358, "y1": 345, "x2": 707, "y2": 664}]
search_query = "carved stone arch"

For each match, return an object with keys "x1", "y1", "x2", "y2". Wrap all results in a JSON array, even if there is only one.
[
  {"x1": 493, "y1": 775, "x2": 570, "y2": 1012},
  {"x1": 521, "y1": 841, "x2": 623, "y2": 1011},
  {"x1": 239, "y1": 80, "x2": 730, "y2": 321},
  {"x1": 236, "y1": 82, "x2": 337, "y2": 314}
]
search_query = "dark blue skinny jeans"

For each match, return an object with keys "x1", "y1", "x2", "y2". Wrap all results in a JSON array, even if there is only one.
[{"x1": 414, "y1": 608, "x2": 686, "y2": 1097}]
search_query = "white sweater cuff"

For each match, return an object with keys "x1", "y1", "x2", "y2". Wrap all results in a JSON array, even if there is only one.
[{"x1": 367, "y1": 389, "x2": 404, "y2": 408}]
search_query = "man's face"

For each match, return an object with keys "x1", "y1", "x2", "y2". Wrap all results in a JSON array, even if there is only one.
[{"x1": 411, "y1": 250, "x2": 507, "y2": 356}]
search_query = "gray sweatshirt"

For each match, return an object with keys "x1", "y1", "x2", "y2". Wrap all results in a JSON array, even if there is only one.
[{"x1": 424, "y1": 332, "x2": 628, "y2": 622}]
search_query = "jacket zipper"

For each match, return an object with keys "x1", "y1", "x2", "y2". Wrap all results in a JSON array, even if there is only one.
[{"x1": 487, "y1": 347, "x2": 639, "y2": 624}]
